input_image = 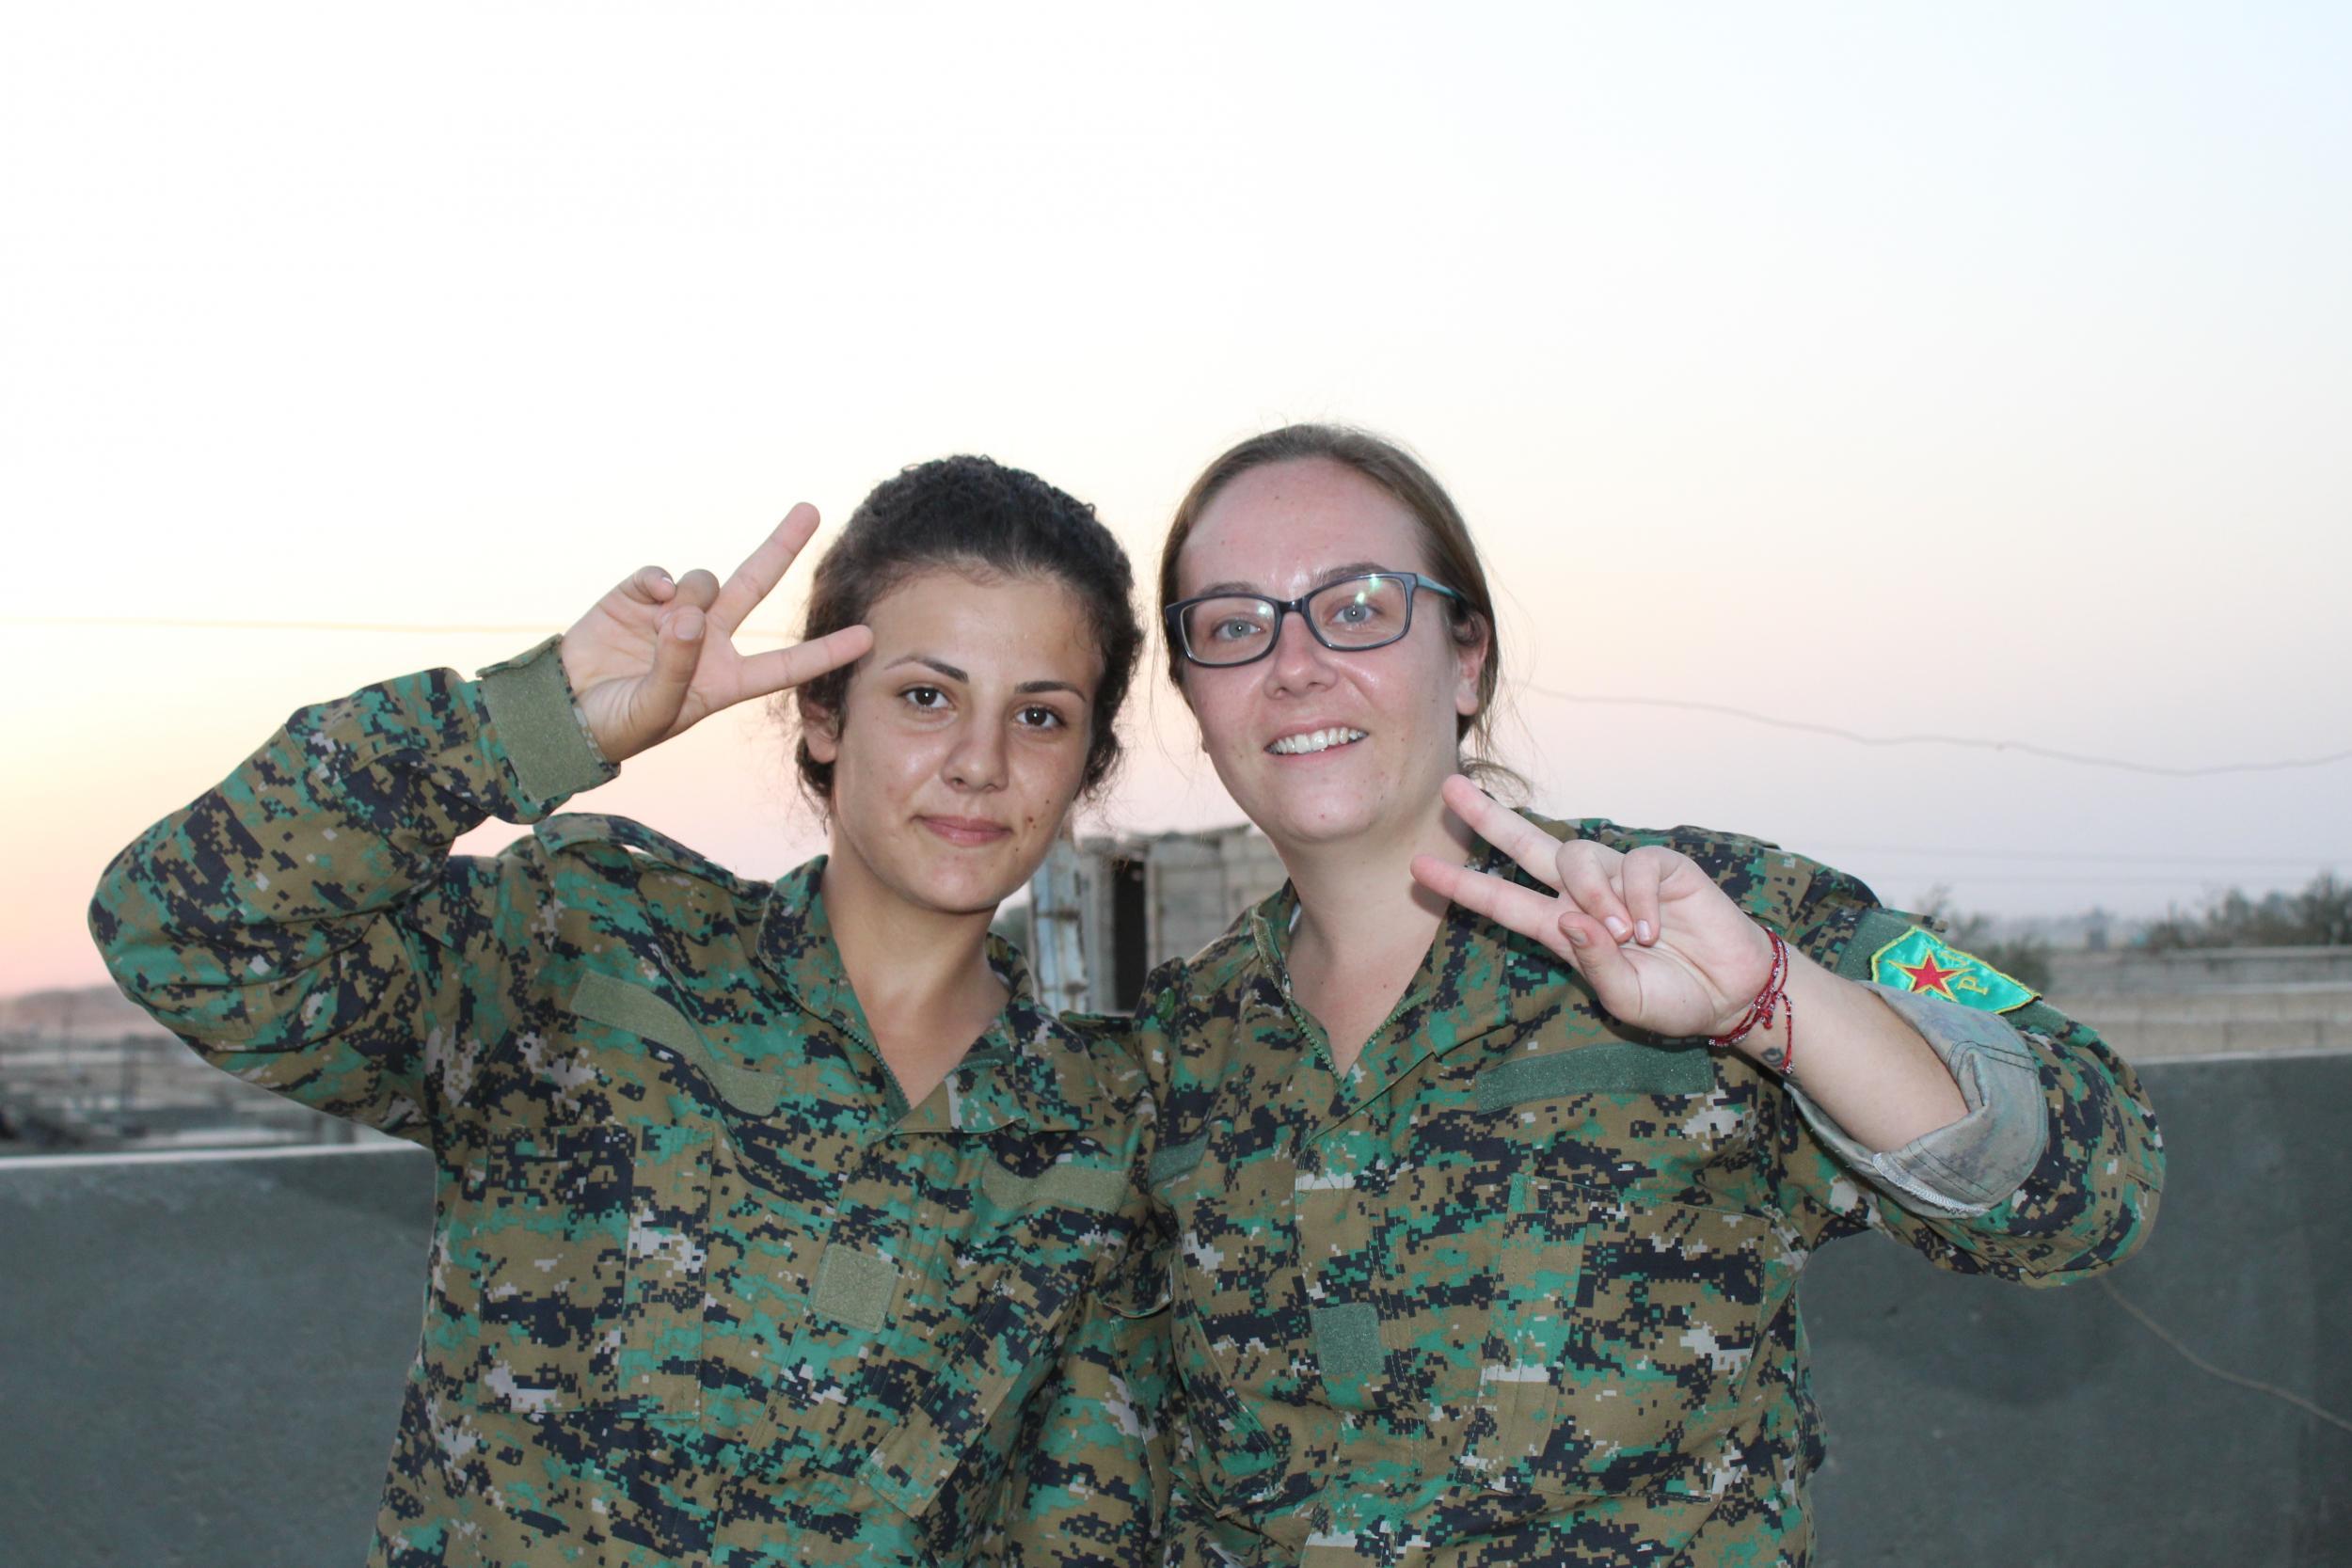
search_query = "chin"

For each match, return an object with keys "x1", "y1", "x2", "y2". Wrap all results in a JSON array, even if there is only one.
[
  {"x1": 1251, "y1": 794, "x2": 1389, "y2": 852},
  {"x1": 913, "y1": 859, "x2": 1028, "y2": 918}
]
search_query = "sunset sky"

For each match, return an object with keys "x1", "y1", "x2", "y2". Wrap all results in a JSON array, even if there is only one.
[{"x1": 5, "y1": 1, "x2": 2347, "y2": 994}]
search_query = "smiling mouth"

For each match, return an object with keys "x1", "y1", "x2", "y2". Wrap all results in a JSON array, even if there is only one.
[{"x1": 1266, "y1": 727, "x2": 1368, "y2": 756}]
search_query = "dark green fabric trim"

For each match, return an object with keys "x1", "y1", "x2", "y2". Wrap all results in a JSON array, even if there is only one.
[
  {"x1": 1149, "y1": 1134, "x2": 1208, "y2": 1187},
  {"x1": 569, "y1": 973, "x2": 784, "y2": 1117},
  {"x1": 1312, "y1": 1302, "x2": 1385, "y2": 1382},
  {"x1": 1836, "y1": 908, "x2": 1921, "y2": 984},
  {"x1": 1475, "y1": 1039, "x2": 1713, "y2": 1108},
  {"x1": 813, "y1": 1243, "x2": 898, "y2": 1332},
  {"x1": 476, "y1": 636, "x2": 615, "y2": 807}
]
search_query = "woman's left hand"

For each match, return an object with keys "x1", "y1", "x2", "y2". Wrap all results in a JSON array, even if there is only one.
[{"x1": 1410, "y1": 775, "x2": 1775, "y2": 1039}]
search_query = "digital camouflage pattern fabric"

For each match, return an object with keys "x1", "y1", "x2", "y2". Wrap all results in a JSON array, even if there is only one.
[
  {"x1": 1131, "y1": 813, "x2": 2165, "y2": 1567},
  {"x1": 88, "y1": 640, "x2": 1166, "y2": 1568}
]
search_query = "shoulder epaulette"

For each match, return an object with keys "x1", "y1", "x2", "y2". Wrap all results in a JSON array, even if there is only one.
[{"x1": 530, "y1": 814, "x2": 758, "y2": 897}]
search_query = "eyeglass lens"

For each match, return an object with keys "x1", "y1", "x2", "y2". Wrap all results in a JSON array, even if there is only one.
[{"x1": 1180, "y1": 573, "x2": 1416, "y2": 665}]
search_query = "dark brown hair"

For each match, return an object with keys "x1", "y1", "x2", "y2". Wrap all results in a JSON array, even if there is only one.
[
  {"x1": 791, "y1": 454, "x2": 1140, "y2": 803},
  {"x1": 1158, "y1": 423, "x2": 1502, "y2": 758}
]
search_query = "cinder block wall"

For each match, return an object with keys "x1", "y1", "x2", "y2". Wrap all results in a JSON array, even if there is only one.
[
  {"x1": 3, "y1": 1056, "x2": 2344, "y2": 1568},
  {"x1": 2048, "y1": 947, "x2": 2352, "y2": 1058}
]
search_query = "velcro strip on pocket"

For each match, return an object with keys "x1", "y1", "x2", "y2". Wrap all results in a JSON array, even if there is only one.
[
  {"x1": 813, "y1": 1243, "x2": 899, "y2": 1332},
  {"x1": 1149, "y1": 1133, "x2": 1208, "y2": 1187},
  {"x1": 1311, "y1": 1302, "x2": 1386, "y2": 1383},
  {"x1": 1031, "y1": 1164, "x2": 1134, "y2": 1211},
  {"x1": 1476, "y1": 1040, "x2": 1714, "y2": 1109},
  {"x1": 981, "y1": 1161, "x2": 1133, "y2": 1212}
]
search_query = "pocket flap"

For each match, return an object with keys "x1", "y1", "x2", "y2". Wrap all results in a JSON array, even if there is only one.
[{"x1": 569, "y1": 973, "x2": 784, "y2": 1117}]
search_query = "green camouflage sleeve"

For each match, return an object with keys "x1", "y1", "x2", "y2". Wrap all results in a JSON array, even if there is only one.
[
  {"x1": 1765, "y1": 853, "x2": 2166, "y2": 1285},
  {"x1": 86, "y1": 638, "x2": 615, "y2": 1146},
  {"x1": 986, "y1": 1021, "x2": 1175, "y2": 1566}
]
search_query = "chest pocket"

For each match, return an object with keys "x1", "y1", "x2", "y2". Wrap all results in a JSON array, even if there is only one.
[
  {"x1": 1447, "y1": 1042, "x2": 1783, "y2": 1499},
  {"x1": 441, "y1": 974, "x2": 724, "y2": 1419},
  {"x1": 446, "y1": 1119, "x2": 714, "y2": 1418}
]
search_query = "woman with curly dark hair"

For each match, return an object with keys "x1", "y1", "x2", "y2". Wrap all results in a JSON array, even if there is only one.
[{"x1": 91, "y1": 456, "x2": 1162, "y2": 1567}]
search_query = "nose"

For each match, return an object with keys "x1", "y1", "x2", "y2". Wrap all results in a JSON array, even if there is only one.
[
  {"x1": 1262, "y1": 608, "x2": 1336, "y2": 696},
  {"x1": 943, "y1": 715, "x2": 1009, "y2": 793}
]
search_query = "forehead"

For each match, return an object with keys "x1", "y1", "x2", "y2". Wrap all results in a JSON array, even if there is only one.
[
  {"x1": 859, "y1": 567, "x2": 1103, "y2": 688},
  {"x1": 1178, "y1": 458, "x2": 1430, "y2": 596}
]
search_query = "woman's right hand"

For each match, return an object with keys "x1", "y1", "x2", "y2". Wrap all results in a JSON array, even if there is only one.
[{"x1": 559, "y1": 503, "x2": 872, "y2": 764}]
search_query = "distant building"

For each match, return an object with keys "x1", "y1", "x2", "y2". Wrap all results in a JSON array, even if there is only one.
[
  {"x1": 0, "y1": 987, "x2": 380, "y2": 1157},
  {"x1": 1027, "y1": 825, "x2": 1289, "y2": 1015}
]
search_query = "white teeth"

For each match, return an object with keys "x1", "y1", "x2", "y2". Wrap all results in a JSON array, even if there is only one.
[{"x1": 1267, "y1": 727, "x2": 1368, "y2": 755}]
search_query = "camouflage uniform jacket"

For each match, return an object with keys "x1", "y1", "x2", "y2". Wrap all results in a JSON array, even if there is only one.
[
  {"x1": 1131, "y1": 813, "x2": 2165, "y2": 1567},
  {"x1": 88, "y1": 639, "x2": 1166, "y2": 1568}
]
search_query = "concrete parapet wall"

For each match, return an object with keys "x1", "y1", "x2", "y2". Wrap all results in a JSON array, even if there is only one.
[
  {"x1": 2043, "y1": 946, "x2": 2352, "y2": 1059},
  {"x1": 2052, "y1": 996, "x2": 2352, "y2": 1058},
  {"x1": 2049, "y1": 944, "x2": 2352, "y2": 994},
  {"x1": 3, "y1": 1056, "x2": 2344, "y2": 1567}
]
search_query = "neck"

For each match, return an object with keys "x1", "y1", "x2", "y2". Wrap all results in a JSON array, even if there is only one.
[
  {"x1": 817, "y1": 855, "x2": 1001, "y2": 1022},
  {"x1": 1279, "y1": 795, "x2": 1479, "y2": 973}
]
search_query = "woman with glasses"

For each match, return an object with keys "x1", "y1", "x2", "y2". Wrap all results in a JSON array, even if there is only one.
[
  {"x1": 1130, "y1": 423, "x2": 2165, "y2": 1565},
  {"x1": 90, "y1": 459, "x2": 1163, "y2": 1568}
]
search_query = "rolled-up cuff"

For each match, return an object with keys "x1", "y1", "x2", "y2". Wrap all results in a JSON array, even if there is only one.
[
  {"x1": 474, "y1": 636, "x2": 617, "y2": 811},
  {"x1": 1788, "y1": 984, "x2": 2050, "y2": 1218}
]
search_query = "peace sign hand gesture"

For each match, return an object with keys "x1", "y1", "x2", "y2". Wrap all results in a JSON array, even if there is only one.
[
  {"x1": 558, "y1": 504, "x2": 873, "y2": 765},
  {"x1": 1409, "y1": 775, "x2": 1777, "y2": 1040}
]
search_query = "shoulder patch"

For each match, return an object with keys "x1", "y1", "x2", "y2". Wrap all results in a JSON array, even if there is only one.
[{"x1": 1869, "y1": 925, "x2": 2037, "y2": 1013}]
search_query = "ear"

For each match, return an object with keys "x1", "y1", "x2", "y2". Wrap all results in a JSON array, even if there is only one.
[
  {"x1": 797, "y1": 689, "x2": 842, "y2": 765},
  {"x1": 1452, "y1": 614, "x2": 1491, "y2": 721}
]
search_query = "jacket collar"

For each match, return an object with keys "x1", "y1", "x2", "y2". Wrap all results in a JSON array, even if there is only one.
[
  {"x1": 755, "y1": 857, "x2": 1093, "y2": 1133},
  {"x1": 1242, "y1": 832, "x2": 1586, "y2": 1129}
]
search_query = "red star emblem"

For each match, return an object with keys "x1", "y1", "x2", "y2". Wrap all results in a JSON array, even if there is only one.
[{"x1": 1896, "y1": 952, "x2": 1965, "y2": 999}]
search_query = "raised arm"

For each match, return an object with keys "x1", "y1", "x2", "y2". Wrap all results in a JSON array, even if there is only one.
[
  {"x1": 88, "y1": 510, "x2": 868, "y2": 1144},
  {"x1": 1411, "y1": 777, "x2": 2164, "y2": 1281},
  {"x1": 1411, "y1": 775, "x2": 1967, "y2": 1148}
]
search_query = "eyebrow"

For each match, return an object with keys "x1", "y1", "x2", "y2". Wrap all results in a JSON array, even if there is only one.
[
  {"x1": 882, "y1": 654, "x2": 1084, "y2": 698},
  {"x1": 1188, "y1": 562, "x2": 1399, "y2": 598},
  {"x1": 885, "y1": 655, "x2": 968, "y2": 681}
]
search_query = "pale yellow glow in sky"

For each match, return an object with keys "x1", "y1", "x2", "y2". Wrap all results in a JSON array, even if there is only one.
[{"x1": 5, "y1": 1, "x2": 2347, "y2": 992}]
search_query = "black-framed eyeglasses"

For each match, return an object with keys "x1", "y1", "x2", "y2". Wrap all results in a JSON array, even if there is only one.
[{"x1": 1164, "y1": 571, "x2": 1466, "y2": 668}]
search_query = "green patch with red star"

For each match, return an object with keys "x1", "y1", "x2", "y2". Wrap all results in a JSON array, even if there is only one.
[{"x1": 1868, "y1": 926, "x2": 2037, "y2": 1013}]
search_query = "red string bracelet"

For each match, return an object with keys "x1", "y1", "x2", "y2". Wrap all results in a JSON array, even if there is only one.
[{"x1": 1708, "y1": 928, "x2": 1795, "y2": 1077}]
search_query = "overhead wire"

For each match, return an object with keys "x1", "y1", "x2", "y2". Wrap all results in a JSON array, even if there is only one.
[
  {"x1": 8, "y1": 612, "x2": 2348, "y2": 784},
  {"x1": 1518, "y1": 681, "x2": 2352, "y2": 778}
]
